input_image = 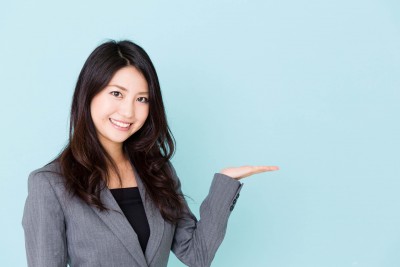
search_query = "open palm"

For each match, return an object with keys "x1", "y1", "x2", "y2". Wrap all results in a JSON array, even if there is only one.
[{"x1": 219, "y1": 165, "x2": 279, "y2": 180}]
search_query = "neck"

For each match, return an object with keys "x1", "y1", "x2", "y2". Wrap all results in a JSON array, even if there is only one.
[{"x1": 103, "y1": 142, "x2": 128, "y2": 164}]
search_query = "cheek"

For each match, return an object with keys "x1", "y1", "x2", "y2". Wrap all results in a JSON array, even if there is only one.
[
  {"x1": 90, "y1": 98, "x2": 112, "y2": 127},
  {"x1": 92, "y1": 97, "x2": 114, "y2": 118},
  {"x1": 137, "y1": 106, "x2": 149, "y2": 120}
]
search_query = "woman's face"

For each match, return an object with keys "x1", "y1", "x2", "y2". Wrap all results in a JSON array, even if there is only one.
[{"x1": 90, "y1": 66, "x2": 150, "y2": 153}]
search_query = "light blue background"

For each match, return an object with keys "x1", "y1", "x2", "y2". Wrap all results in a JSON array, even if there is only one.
[{"x1": 1, "y1": 0, "x2": 399, "y2": 266}]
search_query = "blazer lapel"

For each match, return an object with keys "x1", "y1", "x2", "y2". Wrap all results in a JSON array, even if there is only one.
[
  {"x1": 90, "y1": 181, "x2": 148, "y2": 266},
  {"x1": 130, "y1": 161, "x2": 165, "y2": 265}
]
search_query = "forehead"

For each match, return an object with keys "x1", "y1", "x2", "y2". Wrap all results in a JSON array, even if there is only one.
[{"x1": 108, "y1": 66, "x2": 148, "y2": 93}]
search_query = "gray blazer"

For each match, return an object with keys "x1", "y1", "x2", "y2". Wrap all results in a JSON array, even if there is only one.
[{"x1": 21, "y1": 160, "x2": 243, "y2": 267}]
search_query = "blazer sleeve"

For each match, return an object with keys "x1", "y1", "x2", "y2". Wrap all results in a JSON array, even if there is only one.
[
  {"x1": 168, "y1": 162, "x2": 244, "y2": 267},
  {"x1": 21, "y1": 170, "x2": 68, "y2": 267}
]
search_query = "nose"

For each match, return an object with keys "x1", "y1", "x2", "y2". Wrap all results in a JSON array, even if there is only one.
[{"x1": 118, "y1": 99, "x2": 135, "y2": 119}]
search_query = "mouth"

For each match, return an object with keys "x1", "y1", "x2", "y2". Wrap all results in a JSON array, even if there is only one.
[{"x1": 109, "y1": 118, "x2": 133, "y2": 129}]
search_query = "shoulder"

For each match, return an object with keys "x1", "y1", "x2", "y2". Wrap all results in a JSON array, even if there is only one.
[{"x1": 27, "y1": 160, "x2": 65, "y2": 192}]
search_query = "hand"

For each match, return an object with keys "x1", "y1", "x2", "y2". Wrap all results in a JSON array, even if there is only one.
[{"x1": 219, "y1": 165, "x2": 280, "y2": 180}]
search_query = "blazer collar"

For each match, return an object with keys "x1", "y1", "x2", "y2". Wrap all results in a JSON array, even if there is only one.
[
  {"x1": 131, "y1": 160, "x2": 165, "y2": 265},
  {"x1": 89, "y1": 159, "x2": 165, "y2": 266}
]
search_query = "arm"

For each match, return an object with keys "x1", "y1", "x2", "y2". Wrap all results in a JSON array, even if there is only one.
[
  {"x1": 169, "y1": 163, "x2": 243, "y2": 267},
  {"x1": 21, "y1": 170, "x2": 68, "y2": 267}
]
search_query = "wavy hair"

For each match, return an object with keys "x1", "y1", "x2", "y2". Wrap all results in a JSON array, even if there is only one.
[{"x1": 50, "y1": 39, "x2": 185, "y2": 224}]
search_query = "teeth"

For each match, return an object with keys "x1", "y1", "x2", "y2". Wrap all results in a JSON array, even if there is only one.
[{"x1": 110, "y1": 119, "x2": 130, "y2": 128}]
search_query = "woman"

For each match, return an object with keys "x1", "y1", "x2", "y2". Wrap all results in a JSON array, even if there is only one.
[{"x1": 21, "y1": 39, "x2": 279, "y2": 267}]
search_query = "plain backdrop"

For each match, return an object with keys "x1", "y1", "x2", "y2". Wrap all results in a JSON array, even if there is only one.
[{"x1": 1, "y1": 0, "x2": 399, "y2": 266}]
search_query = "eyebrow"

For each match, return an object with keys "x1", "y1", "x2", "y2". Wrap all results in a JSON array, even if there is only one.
[{"x1": 109, "y1": 84, "x2": 149, "y2": 94}]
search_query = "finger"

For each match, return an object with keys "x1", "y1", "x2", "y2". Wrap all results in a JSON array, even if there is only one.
[{"x1": 252, "y1": 166, "x2": 280, "y2": 173}]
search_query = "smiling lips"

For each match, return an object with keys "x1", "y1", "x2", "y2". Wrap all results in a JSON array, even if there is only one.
[{"x1": 109, "y1": 118, "x2": 132, "y2": 129}]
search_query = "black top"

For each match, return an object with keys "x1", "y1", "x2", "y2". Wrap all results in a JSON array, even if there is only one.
[{"x1": 109, "y1": 187, "x2": 150, "y2": 253}]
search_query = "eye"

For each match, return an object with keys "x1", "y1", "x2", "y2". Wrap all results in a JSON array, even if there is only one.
[
  {"x1": 110, "y1": 91, "x2": 122, "y2": 98},
  {"x1": 137, "y1": 97, "x2": 149, "y2": 103}
]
